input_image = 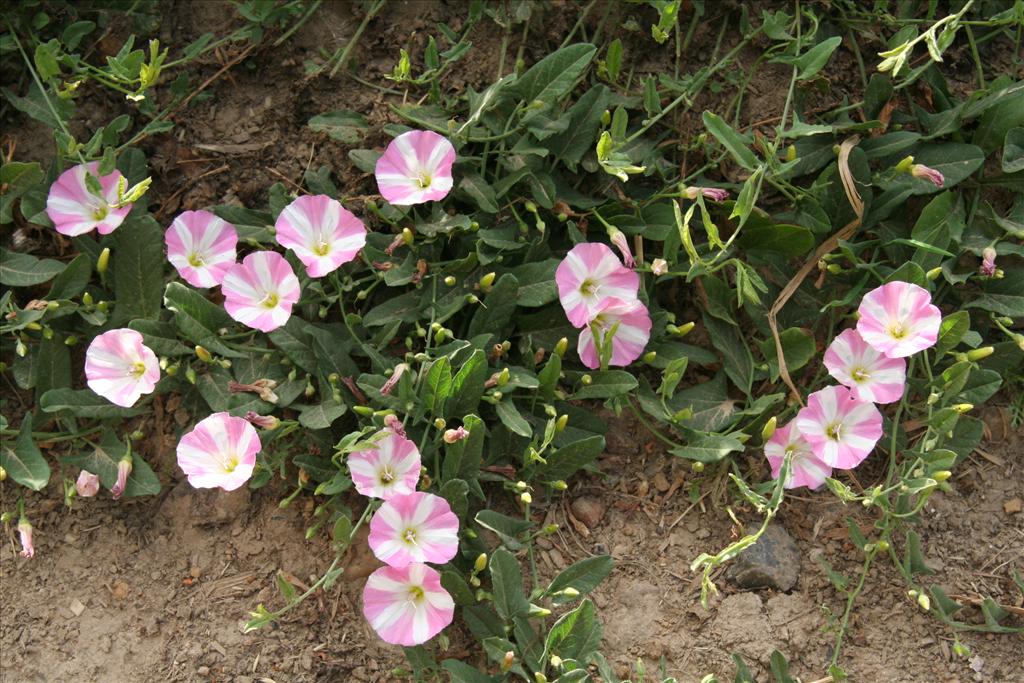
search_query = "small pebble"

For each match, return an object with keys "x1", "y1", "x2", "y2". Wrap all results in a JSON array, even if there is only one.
[{"x1": 570, "y1": 496, "x2": 606, "y2": 529}]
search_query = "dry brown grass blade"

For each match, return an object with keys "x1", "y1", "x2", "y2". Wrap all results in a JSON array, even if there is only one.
[{"x1": 768, "y1": 136, "x2": 864, "y2": 406}]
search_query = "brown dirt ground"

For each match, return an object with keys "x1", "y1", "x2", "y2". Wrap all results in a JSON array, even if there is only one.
[{"x1": 3, "y1": 1, "x2": 1023, "y2": 682}]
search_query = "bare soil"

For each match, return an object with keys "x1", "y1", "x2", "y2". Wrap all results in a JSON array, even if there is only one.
[{"x1": 2, "y1": 2, "x2": 1022, "y2": 682}]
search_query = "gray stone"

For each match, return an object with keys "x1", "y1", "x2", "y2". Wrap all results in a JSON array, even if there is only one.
[{"x1": 726, "y1": 522, "x2": 800, "y2": 591}]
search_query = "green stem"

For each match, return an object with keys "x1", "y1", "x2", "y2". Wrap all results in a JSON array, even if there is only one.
[
  {"x1": 830, "y1": 545, "x2": 879, "y2": 668},
  {"x1": 626, "y1": 399, "x2": 684, "y2": 450},
  {"x1": 329, "y1": 0, "x2": 386, "y2": 78},
  {"x1": 0, "y1": 426, "x2": 104, "y2": 442},
  {"x1": 274, "y1": 0, "x2": 322, "y2": 46}
]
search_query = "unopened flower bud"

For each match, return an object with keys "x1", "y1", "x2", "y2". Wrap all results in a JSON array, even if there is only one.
[
  {"x1": 96, "y1": 247, "x2": 110, "y2": 274},
  {"x1": 953, "y1": 403, "x2": 973, "y2": 413},
  {"x1": 932, "y1": 470, "x2": 952, "y2": 482},
  {"x1": 520, "y1": 492, "x2": 532, "y2": 504},
  {"x1": 15, "y1": 339, "x2": 27, "y2": 357},
  {"x1": 185, "y1": 366, "x2": 197, "y2": 384},
  {"x1": 195, "y1": 345, "x2": 213, "y2": 362},
  {"x1": 17, "y1": 518, "x2": 34, "y2": 558},
  {"x1": 761, "y1": 416, "x2": 777, "y2": 441},
  {"x1": 380, "y1": 363, "x2": 408, "y2": 396},
  {"x1": 479, "y1": 272, "x2": 496, "y2": 292},
  {"x1": 541, "y1": 524, "x2": 559, "y2": 535},
  {"x1": 443, "y1": 427, "x2": 469, "y2": 443},
  {"x1": 535, "y1": 674, "x2": 549, "y2": 683},
  {"x1": 642, "y1": 351, "x2": 657, "y2": 363},
  {"x1": 554, "y1": 337, "x2": 568, "y2": 358},
  {"x1": 401, "y1": 227, "x2": 414, "y2": 245},
  {"x1": 926, "y1": 266, "x2": 943, "y2": 281},
  {"x1": 527, "y1": 604, "x2": 550, "y2": 617},
  {"x1": 552, "y1": 480, "x2": 567, "y2": 490},
  {"x1": 785, "y1": 144, "x2": 796, "y2": 161},
  {"x1": 444, "y1": 275, "x2": 456, "y2": 286},
  {"x1": 927, "y1": 391, "x2": 940, "y2": 405},
  {"x1": 876, "y1": 540, "x2": 890, "y2": 552},
  {"x1": 580, "y1": 374, "x2": 592, "y2": 385},
  {"x1": 64, "y1": 335, "x2": 78, "y2": 346},
  {"x1": 501, "y1": 651, "x2": 515, "y2": 672},
  {"x1": 82, "y1": 292, "x2": 94, "y2": 306},
  {"x1": 245, "y1": 411, "x2": 280, "y2": 430},
  {"x1": 474, "y1": 553, "x2": 488, "y2": 573},
  {"x1": 910, "y1": 163, "x2": 944, "y2": 188},
  {"x1": 691, "y1": 461, "x2": 704, "y2": 473},
  {"x1": 917, "y1": 593, "x2": 931, "y2": 611},
  {"x1": 111, "y1": 453, "x2": 132, "y2": 500},
  {"x1": 559, "y1": 587, "x2": 580, "y2": 598},
  {"x1": 556, "y1": 414, "x2": 568, "y2": 432},
  {"x1": 650, "y1": 258, "x2": 668, "y2": 276},
  {"x1": 826, "y1": 263, "x2": 843, "y2": 274},
  {"x1": 76, "y1": 470, "x2": 100, "y2": 497},
  {"x1": 352, "y1": 405, "x2": 374, "y2": 417},
  {"x1": 676, "y1": 321, "x2": 695, "y2": 337},
  {"x1": 980, "y1": 247, "x2": 997, "y2": 276},
  {"x1": 966, "y1": 346, "x2": 993, "y2": 361},
  {"x1": 550, "y1": 655, "x2": 563, "y2": 668},
  {"x1": 383, "y1": 413, "x2": 405, "y2": 436}
]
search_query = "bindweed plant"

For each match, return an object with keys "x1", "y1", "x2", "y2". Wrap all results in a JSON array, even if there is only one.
[{"x1": 2, "y1": 1, "x2": 1022, "y2": 680}]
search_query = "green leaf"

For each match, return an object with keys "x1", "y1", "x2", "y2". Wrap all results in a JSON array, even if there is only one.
[
  {"x1": 543, "y1": 599, "x2": 602, "y2": 664},
  {"x1": 0, "y1": 248, "x2": 65, "y2": 286},
  {"x1": 904, "y1": 530, "x2": 934, "y2": 576},
  {"x1": 489, "y1": 548, "x2": 531, "y2": 620},
  {"x1": 511, "y1": 260, "x2": 560, "y2": 307},
  {"x1": 2, "y1": 82, "x2": 75, "y2": 130},
  {"x1": 702, "y1": 111, "x2": 758, "y2": 170},
  {"x1": 934, "y1": 310, "x2": 970, "y2": 356},
  {"x1": 910, "y1": 191, "x2": 958, "y2": 270},
  {"x1": 62, "y1": 430, "x2": 160, "y2": 497},
  {"x1": 671, "y1": 431, "x2": 745, "y2": 463},
  {"x1": 362, "y1": 290, "x2": 422, "y2": 327},
  {"x1": 758, "y1": 327, "x2": 816, "y2": 382},
  {"x1": 966, "y1": 293, "x2": 1024, "y2": 318},
  {"x1": 163, "y1": 282, "x2": 244, "y2": 357},
  {"x1": 571, "y1": 370, "x2": 638, "y2": 399},
  {"x1": 883, "y1": 143, "x2": 984, "y2": 195},
  {"x1": 729, "y1": 166, "x2": 764, "y2": 228},
  {"x1": 547, "y1": 555, "x2": 612, "y2": 603},
  {"x1": 548, "y1": 84, "x2": 611, "y2": 169},
  {"x1": 0, "y1": 161, "x2": 45, "y2": 224},
  {"x1": 1, "y1": 416, "x2": 50, "y2": 491},
  {"x1": 112, "y1": 215, "x2": 165, "y2": 324},
  {"x1": 298, "y1": 401, "x2": 347, "y2": 429},
  {"x1": 509, "y1": 43, "x2": 596, "y2": 107},
  {"x1": 703, "y1": 313, "x2": 753, "y2": 395},
  {"x1": 441, "y1": 568, "x2": 476, "y2": 606},
  {"x1": 785, "y1": 36, "x2": 842, "y2": 80},
  {"x1": 443, "y1": 660, "x2": 502, "y2": 683},
  {"x1": 40, "y1": 388, "x2": 147, "y2": 418},
  {"x1": 459, "y1": 174, "x2": 499, "y2": 213},
  {"x1": 34, "y1": 335, "x2": 71, "y2": 405},
  {"x1": 495, "y1": 400, "x2": 532, "y2": 437},
  {"x1": 538, "y1": 435, "x2": 605, "y2": 481},
  {"x1": 268, "y1": 317, "x2": 318, "y2": 372},
  {"x1": 423, "y1": 357, "x2": 453, "y2": 417},
  {"x1": 438, "y1": 478, "x2": 470, "y2": 520},
  {"x1": 307, "y1": 110, "x2": 369, "y2": 144},
  {"x1": 47, "y1": 254, "x2": 92, "y2": 300},
  {"x1": 1002, "y1": 128, "x2": 1024, "y2": 173},
  {"x1": 475, "y1": 509, "x2": 532, "y2": 550},
  {"x1": 468, "y1": 274, "x2": 518, "y2": 338},
  {"x1": 447, "y1": 351, "x2": 487, "y2": 417},
  {"x1": 443, "y1": 414, "x2": 485, "y2": 483},
  {"x1": 769, "y1": 650, "x2": 797, "y2": 683}
]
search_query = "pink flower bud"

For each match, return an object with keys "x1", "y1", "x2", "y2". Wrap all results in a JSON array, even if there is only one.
[
  {"x1": 380, "y1": 363, "x2": 408, "y2": 396},
  {"x1": 651, "y1": 258, "x2": 668, "y2": 276},
  {"x1": 910, "y1": 164, "x2": 944, "y2": 188},
  {"x1": 682, "y1": 186, "x2": 729, "y2": 201},
  {"x1": 384, "y1": 233, "x2": 405, "y2": 256},
  {"x1": 18, "y1": 519, "x2": 34, "y2": 558},
  {"x1": 111, "y1": 455, "x2": 132, "y2": 500},
  {"x1": 244, "y1": 411, "x2": 280, "y2": 430},
  {"x1": 980, "y1": 247, "x2": 997, "y2": 276},
  {"x1": 443, "y1": 427, "x2": 469, "y2": 444},
  {"x1": 383, "y1": 413, "x2": 406, "y2": 438},
  {"x1": 607, "y1": 228, "x2": 635, "y2": 268},
  {"x1": 76, "y1": 470, "x2": 101, "y2": 497}
]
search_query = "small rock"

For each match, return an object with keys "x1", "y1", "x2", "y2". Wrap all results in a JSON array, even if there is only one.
[
  {"x1": 69, "y1": 599, "x2": 86, "y2": 617},
  {"x1": 547, "y1": 547, "x2": 566, "y2": 568},
  {"x1": 726, "y1": 522, "x2": 800, "y2": 592},
  {"x1": 234, "y1": 677, "x2": 253, "y2": 683},
  {"x1": 570, "y1": 496, "x2": 605, "y2": 529},
  {"x1": 653, "y1": 471, "x2": 670, "y2": 493},
  {"x1": 1004, "y1": 498, "x2": 1022, "y2": 515},
  {"x1": 110, "y1": 580, "x2": 130, "y2": 600},
  {"x1": 197, "y1": 665, "x2": 210, "y2": 676}
]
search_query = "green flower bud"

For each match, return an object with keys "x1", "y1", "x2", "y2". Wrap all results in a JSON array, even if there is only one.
[
  {"x1": 195, "y1": 345, "x2": 213, "y2": 362},
  {"x1": 966, "y1": 346, "x2": 993, "y2": 361},
  {"x1": 761, "y1": 416, "x2": 777, "y2": 442},
  {"x1": 926, "y1": 266, "x2": 943, "y2": 281},
  {"x1": 434, "y1": 418, "x2": 446, "y2": 429},
  {"x1": 556, "y1": 414, "x2": 568, "y2": 432},
  {"x1": 64, "y1": 335, "x2": 78, "y2": 346},
  {"x1": 96, "y1": 247, "x2": 111, "y2": 274},
  {"x1": 479, "y1": 272, "x2": 496, "y2": 292},
  {"x1": 675, "y1": 321, "x2": 695, "y2": 337},
  {"x1": 552, "y1": 480, "x2": 567, "y2": 490},
  {"x1": 691, "y1": 461, "x2": 704, "y2": 473},
  {"x1": 580, "y1": 374, "x2": 592, "y2": 385},
  {"x1": 474, "y1": 553, "x2": 488, "y2": 572},
  {"x1": 520, "y1": 492, "x2": 532, "y2": 504},
  {"x1": 401, "y1": 227, "x2": 414, "y2": 245},
  {"x1": 352, "y1": 405, "x2": 374, "y2": 416},
  {"x1": 932, "y1": 470, "x2": 952, "y2": 482},
  {"x1": 444, "y1": 275, "x2": 456, "y2": 286},
  {"x1": 953, "y1": 403, "x2": 973, "y2": 413},
  {"x1": 185, "y1": 366, "x2": 197, "y2": 384},
  {"x1": 642, "y1": 351, "x2": 657, "y2": 363}
]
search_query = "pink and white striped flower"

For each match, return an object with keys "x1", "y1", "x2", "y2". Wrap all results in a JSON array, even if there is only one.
[
  {"x1": 577, "y1": 297, "x2": 652, "y2": 369},
  {"x1": 362, "y1": 563, "x2": 455, "y2": 646},
  {"x1": 76, "y1": 470, "x2": 101, "y2": 498},
  {"x1": 368, "y1": 492, "x2": 459, "y2": 568},
  {"x1": 856, "y1": 281, "x2": 941, "y2": 358},
  {"x1": 824, "y1": 329, "x2": 907, "y2": 404},
  {"x1": 274, "y1": 195, "x2": 367, "y2": 277},
  {"x1": 165, "y1": 210, "x2": 238, "y2": 288},
  {"x1": 348, "y1": 430, "x2": 421, "y2": 499},
  {"x1": 221, "y1": 251, "x2": 301, "y2": 332},
  {"x1": 375, "y1": 130, "x2": 456, "y2": 206},
  {"x1": 682, "y1": 186, "x2": 729, "y2": 201},
  {"x1": 85, "y1": 329, "x2": 160, "y2": 407},
  {"x1": 910, "y1": 163, "x2": 944, "y2": 188},
  {"x1": 555, "y1": 243, "x2": 640, "y2": 328},
  {"x1": 795, "y1": 385, "x2": 883, "y2": 469},
  {"x1": 45, "y1": 162, "x2": 131, "y2": 236},
  {"x1": 17, "y1": 519, "x2": 34, "y2": 559},
  {"x1": 176, "y1": 412, "x2": 261, "y2": 491},
  {"x1": 764, "y1": 421, "x2": 832, "y2": 490}
]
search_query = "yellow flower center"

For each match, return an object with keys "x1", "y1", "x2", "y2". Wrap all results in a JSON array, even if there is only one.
[
  {"x1": 313, "y1": 240, "x2": 331, "y2": 256},
  {"x1": 579, "y1": 279, "x2": 597, "y2": 296},
  {"x1": 403, "y1": 528, "x2": 418, "y2": 545},
  {"x1": 262, "y1": 292, "x2": 280, "y2": 308},
  {"x1": 379, "y1": 464, "x2": 395, "y2": 484},
  {"x1": 888, "y1": 321, "x2": 906, "y2": 339},
  {"x1": 826, "y1": 422, "x2": 843, "y2": 441},
  {"x1": 414, "y1": 171, "x2": 432, "y2": 189},
  {"x1": 188, "y1": 252, "x2": 205, "y2": 267},
  {"x1": 851, "y1": 367, "x2": 870, "y2": 382},
  {"x1": 408, "y1": 585, "x2": 425, "y2": 603},
  {"x1": 92, "y1": 204, "x2": 109, "y2": 221},
  {"x1": 223, "y1": 456, "x2": 238, "y2": 473},
  {"x1": 130, "y1": 361, "x2": 147, "y2": 377}
]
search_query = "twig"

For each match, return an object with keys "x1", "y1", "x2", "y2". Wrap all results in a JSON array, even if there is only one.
[
  {"x1": 166, "y1": 42, "x2": 259, "y2": 121},
  {"x1": 767, "y1": 136, "x2": 864, "y2": 405}
]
